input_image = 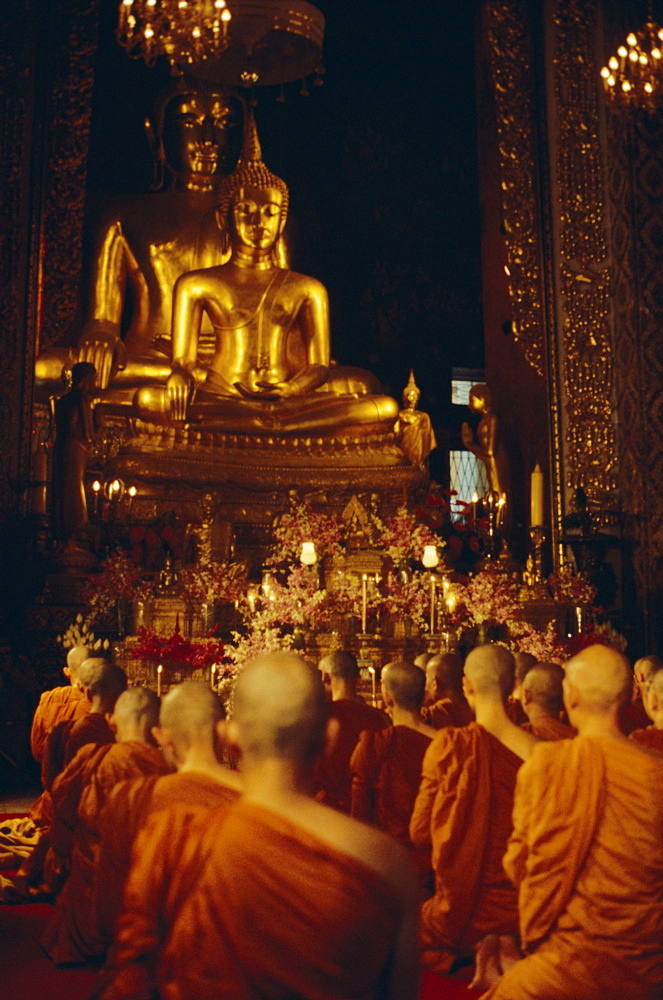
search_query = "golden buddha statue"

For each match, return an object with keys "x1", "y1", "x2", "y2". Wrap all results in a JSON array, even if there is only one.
[
  {"x1": 35, "y1": 76, "x2": 245, "y2": 393},
  {"x1": 460, "y1": 382, "x2": 509, "y2": 498},
  {"x1": 131, "y1": 118, "x2": 399, "y2": 438},
  {"x1": 396, "y1": 369, "x2": 437, "y2": 466}
]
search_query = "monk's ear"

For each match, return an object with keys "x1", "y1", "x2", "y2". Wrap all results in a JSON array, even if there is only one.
[
  {"x1": 107, "y1": 712, "x2": 118, "y2": 737},
  {"x1": 214, "y1": 719, "x2": 231, "y2": 753},
  {"x1": 152, "y1": 725, "x2": 169, "y2": 749},
  {"x1": 323, "y1": 716, "x2": 341, "y2": 756},
  {"x1": 521, "y1": 688, "x2": 532, "y2": 707},
  {"x1": 224, "y1": 719, "x2": 243, "y2": 759}
]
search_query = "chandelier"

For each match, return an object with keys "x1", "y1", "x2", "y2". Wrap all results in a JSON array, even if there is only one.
[
  {"x1": 117, "y1": 0, "x2": 232, "y2": 70},
  {"x1": 600, "y1": 14, "x2": 663, "y2": 112},
  {"x1": 116, "y1": 0, "x2": 325, "y2": 89}
]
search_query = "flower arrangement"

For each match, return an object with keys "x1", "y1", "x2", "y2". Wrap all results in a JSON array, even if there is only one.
[
  {"x1": 456, "y1": 564, "x2": 524, "y2": 629},
  {"x1": 132, "y1": 626, "x2": 234, "y2": 679},
  {"x1": 177, "y1": 559, "x2": 246, "y2": 603},
  {"x1": 378, "y1": 506, "x2": 440, "y2": 567},
  {"x1": 84, "y1": 551, "x2": 149, "y2": 623},
  {"x1": 547, "y1": 566, "x2": 598, "y2": 607},
  {"x1": 268, "y1": 500, "x2": 344, "y2": 565},
  {"x1": 57, "y1": 613, "x2": 109, "y2": 652},
  {"x1": 376, "y1": 574, "x2": 432, "y2": 632}
]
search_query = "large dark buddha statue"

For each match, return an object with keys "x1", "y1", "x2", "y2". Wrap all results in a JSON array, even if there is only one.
[
  {"x1": 35, "y1": 76, "x2": 245, "y2": 391},
  {"x1": 131, "y1": 119, "x2": 399, "y2": 438}
]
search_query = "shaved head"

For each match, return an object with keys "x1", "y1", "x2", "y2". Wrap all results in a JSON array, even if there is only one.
[
  {"x1": 66, "y1": 645, "x2": 90, "y2": 679},
  {"x1": 79, "y1": 659, "x2": 127, "y2": 711},
  {"x1": 522, "y1": 663, "x2": 565, "y2": 716},
  {"x1": 634, "y1": 655, "x2": 662, "y2": 687},
  {"x1": 564, "y1": 644, "x2": 632, "y2": 715},
  {"x1": 648, "y1": 666, "x2": 663, "y2": 702},
  {"x1": 114, "y1": 686, "x2": 160, "y2": 727},
  {"x1": 464, "y1": 644, "x2": 515, "y2": 702},
  {"x1": 426, "y1": 652, "x2": 463, "y2": 694},
  {"x1": 160, "y1": 681, "x2": 224, "y2": 750},
  {"x1": 382, "y1": 661, "x2": 426, "y2": 712},
  {"x1": 513, "y1": 651, "x2": 537, "y2": 684},
  {"x1": 235, "y1": 652, "x2": 328, "y2": 761},
  {"x1": 319, "y1": 650, "x2": 359, "y2": 681}
]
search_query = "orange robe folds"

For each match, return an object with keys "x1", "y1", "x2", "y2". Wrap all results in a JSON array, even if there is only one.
[
  {"x1": 351, "y1": 724, "x2": 432, "y2": 884},
  {"x1": 629, "y1": 726, "x2": 663, "y2": 754},
  {"x1": 42, "y1": 740, "x2": 170, "y2": 965},
  {"x1": 159, "y1": 801, "x2": 406, "y2": 1000},
  {"x1": 315, "y1": 698, "x2": 389, "y2": 813},
  {"x1": 95, "y1": 770, "x2": 240, "y2": 949},
  {"x1": 410, "y1": 722, "x2": 521, "y2": 973},
  {"x1": 64, "y1": 712, "x2": 115, "y2": 767},
  {"x1": 422, "y1": 696, "x2": 473, "y2": 730},
  {"x1": 31, "y1": 685, "x2": 89, "y2": 763},
  {"x1": 482, "y1": 736, "x2": 663, "y2": 1000},
  {"x1": 99, "y1": 797, "x2": 236, "y2": 1000},
  {"x1": 521, "y1": 716, "x2": 574, "y2": 741}
]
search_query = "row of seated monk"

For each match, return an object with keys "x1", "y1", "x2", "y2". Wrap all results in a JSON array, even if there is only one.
[{"x1": 1, "y1": 640, "x2": 662, "y2": 999}]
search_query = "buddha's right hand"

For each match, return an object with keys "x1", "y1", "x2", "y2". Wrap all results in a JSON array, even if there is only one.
[
  {"x1": 167, "y1": 367, "x2": 194, "y2": 422},
  {"x1": 78, "y1": 330, "x2": 123, "y2": 389}
]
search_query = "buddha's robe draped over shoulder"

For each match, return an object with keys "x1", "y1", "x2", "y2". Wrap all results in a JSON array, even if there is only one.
[
  {"x1": 99, "y1": 797, "x2": 236, "y2": 1000},
  {"x1": 42, "y1": 741, "x2": 170, "y2": 965},
  {"x1": 95, "y1": 770, "x2": 240, "y2": 948},
  {"x1": 482, "y1": 737, "x2": 663, "y2": 1000},
  {"x1": 351, "y1": 725, "x2": 432, "y2": 884},
  {"x1": 521, "y1": 716, "x2": 574, "y2": 741},
  {"x1": 629, "y1": 726, "x2": 663, "y2": 754},
  {"x1": 410, "y1": 722, "x2": 521, "y2": 973},
  {"x1": 315, "y1": 699, "x2": 389, "y2": 813},
  {"x1": 31, "y1": 686, "x2": 89, "y2": 763},
  {"x1": 159, "y1": 800, "x2": 405, "y2": 1000},
  {"x1": 422, "y1": 697, "x2": 473, "y2": 730}
]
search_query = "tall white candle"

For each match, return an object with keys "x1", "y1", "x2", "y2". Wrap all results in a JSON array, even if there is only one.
[
  {"x1": 157, "y1": 663, "x2": 163, "y2": 698},
  {"x1": 430, "y1": 575, "x2": 436, "y2": 634},
  {"x1": 530, "y1": 464, "x2": 544, "y2": 527},
  {"x1": 361, "y1": 574, "x2": 368, "y2": 633}
]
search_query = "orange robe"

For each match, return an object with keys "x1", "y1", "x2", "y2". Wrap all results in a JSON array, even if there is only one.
[
  {"x1": 98, "y1": 796, "x2": 237, "y2": 1000},
  {"x1": 315, "y1": 698, "x2": 389, "y2": 813},
  {"x1": 158, "y1": 800, "x2": 406, "y2": 1000},
  {"x1": 410, "y1": 722, "x2": 522, "y2": 973},
  {"x1": 31, "y1": 685, "x2": 89, "y2": 763},
  {"x1": 620, "y1": 696, "x2": 650, "y2": 734},
  {"x1": 42, "y1": 740, "x2": 171, "y2": 965},
  {"x1": 629, "y1": 725, "x2": 663, "y2": 754},
  {"x1": 521, "y1": 716, "x2": 574, "y2": 741},
  {"x1": 64, "y1": 712, "x2": 115, "y2": 767},
  {"x1": 482, "y1": 736, "x2": 663, "y2": 1000},
  {"x1": 94, "y1": 770, "x2": 240, "y2": 949},
  {"x1": 422, "y1": 696, "x2": 473, "y2": 729},
  {"x1": 351, "y1": 724, "x2": 432, "y2": 885}
]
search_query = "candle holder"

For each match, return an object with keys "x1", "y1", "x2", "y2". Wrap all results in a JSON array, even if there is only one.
[{"x1": 527, "y1": 525, "x2": 549, "y2": 597}]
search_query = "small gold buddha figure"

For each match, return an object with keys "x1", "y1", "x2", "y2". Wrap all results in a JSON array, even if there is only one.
[
  {"x1": 35, "y1": 76, "x2": 245, "y2": 393},
  {"x1": 395, "y1": 370, "x2": 437, "y2": 466},
  {"x1": 460, "y1": 383, "x2": 509, "y2": 499},
  {"x1": 133, "y1": 117, "x2": 399, "y2": 438}
]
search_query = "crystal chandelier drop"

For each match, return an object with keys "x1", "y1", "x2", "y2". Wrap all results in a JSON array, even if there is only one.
[
  {"x1": 600, "y1": 13, "x2": 663, "y2": 112},
  {"x1": 117, "y1": 0, "x2": 232, "y2": 71}
]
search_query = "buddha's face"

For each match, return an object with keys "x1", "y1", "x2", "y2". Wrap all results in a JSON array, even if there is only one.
[
  {"x1": 162, "y1": 92, "x2": 242, "y2": 186},
  {"x1": 231, "y1": 185, "x2": 284, "y2": 251}
]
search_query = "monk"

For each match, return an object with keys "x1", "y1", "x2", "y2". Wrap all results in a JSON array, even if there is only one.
[
  {"x1": 30, "y1": 645, "x2": 90, "y2": 764},
  {"x1": 157, "y1": 652, "x2": 420, "y2": 1000},
  {"x1": 42, "y1": 687, "x2": 170, "y2": 965},
  {"x1": 410, "y1": 643, "x2": 537, "y2": 974},
  {"x1": 478, "y1": 644, "x2": 663, "y2": 1000},
  {"x1": 507, "y1": 651, "x2": 536, "y2": 725},
  {"x1": 622, "y1": 653, "x2": 662, "y2": 735},
  {"x1": 351, "y1": 660, "x2": 436, "y2": 887},
  {"x1": 61, "y1": 660, "x2": 128, "y2": 767},
  {"x1": 315, "y1": 649, "x2": 389, "y2": 813},
  {"x1": 421, "y1": 651, "x2": 473, "y2": 728},
  {"x1": 520, "y1": 663, "x2": 574, "y2": 741},
  {"x1": 94, "y1": 680, "x2": 242, "y2": 963},
  {"x1": 630, "y1": 663, "x2": 663, "y2": 754}
]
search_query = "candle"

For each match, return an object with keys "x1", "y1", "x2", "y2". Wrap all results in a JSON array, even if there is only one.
[
  {"x1": 91, "y1": 479, "x2": 101, "y2": 517},
  {"x1": 430, "y1": 575, "x2": 436, "y2": 634},
  {"x1": 361, "y1": 574, "x2": 368, "y2": 633},
  {"x1": 210, "y1": 663, "x2": 217, "y2": 689},
  {"x1": 530, "y1": 464, "x2": 544, "y2": 527},
  {"x1": 368, "y1": 665, "x2": 376, "y2": 706},
  {"x1": 471, "y1": 492, "x2": 478, "y2": 523},
  {"x1": 157, "y1": 663, "x2": 163, "y2": 698}
]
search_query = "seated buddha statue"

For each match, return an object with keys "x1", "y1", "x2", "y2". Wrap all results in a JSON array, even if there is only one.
[
  {"x1": 132, "y1": 118, "x2": 399, "y2": 438},
  {"x1": 35, "y1": 76, "x2": 246, "y2": 393}
]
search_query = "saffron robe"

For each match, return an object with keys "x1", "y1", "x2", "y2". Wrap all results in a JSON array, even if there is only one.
[
  {"x1": 351, "y1": 724, "x2": 433, "y2": 885},
  {"x1": 422, "y1": 696, "x2": 473, "y2": 730},
  {"x1": 410, "y1": 722, "x2": 521, "y2": 973},
  {"x1": 95, "y1": 770, "x2": 240, "y2": 948},
  {"x1": 482, "y1": 736, "x2": 663, "y2": 1000},
  {"x1": 629, "y1": 725, "x2": 663, "y2": 754},
  {"x1": 521, "y1": 716, "x2": 574, "y2": 741},
  {"x1": 98, "y1": 796, "x2": 237, "y2": 1000},
  {"x1": 159, "y1": 800, "x2": 407, "y2": 1000},
  {"x1": 31, "y1": 685, "x2": 89, "y2": 763},
  {"x1": 42, "y1": 740, "x2": 170, "y2": 965},
  {"x1": 64, "y1": 712, "x2": 115, "y2": 767},
  {"x1": 315, "y1": 698, "x2": 389, "y2": 813}
]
